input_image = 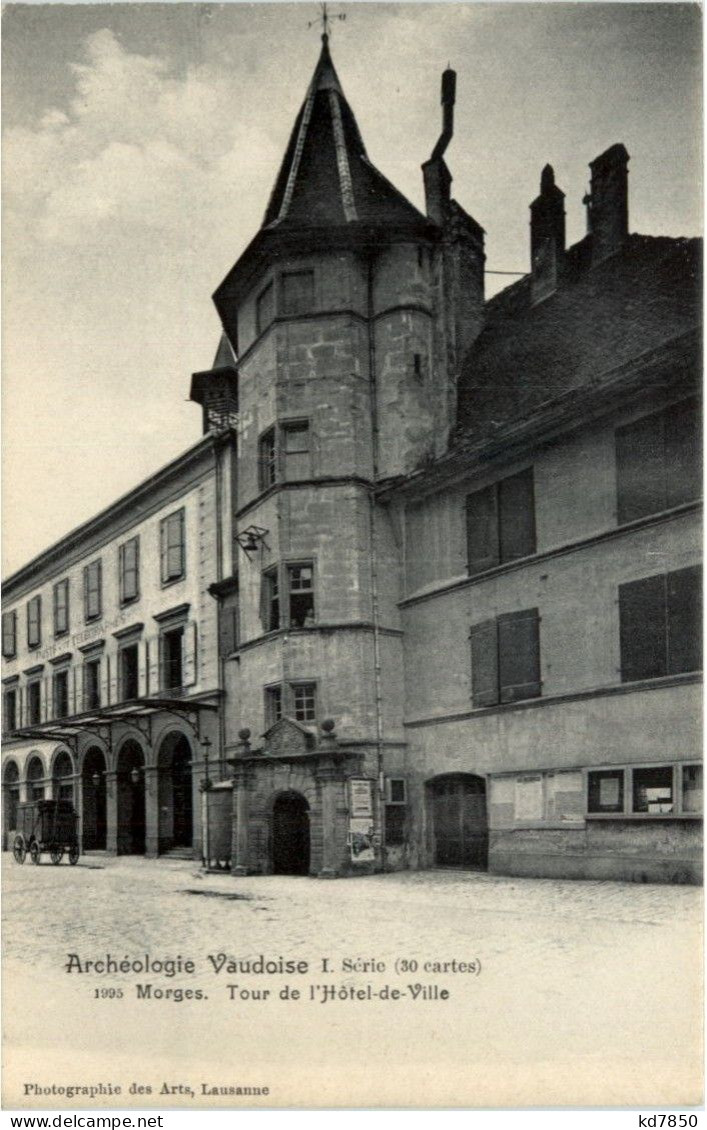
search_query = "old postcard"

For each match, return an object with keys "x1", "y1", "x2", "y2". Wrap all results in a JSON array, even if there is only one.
[{"x1": 1, "y1": 0, "x2": 702, "y2": 1112}]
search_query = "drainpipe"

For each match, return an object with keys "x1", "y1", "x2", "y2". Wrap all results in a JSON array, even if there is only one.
[
  {"x1": 366, "y1": 252, "x2": 386, "y2": 871},
  {"x1": 212, "y1": 436, "x2": 227, "y2": 781}
]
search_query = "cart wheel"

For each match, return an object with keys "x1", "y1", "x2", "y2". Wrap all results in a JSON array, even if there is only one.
[
  {"x1": 29, "y1": 840, "x2": 41, "y2": 865},
  {"x1": 12, "y1": 834, "x2": 26, "y2": 865},
  {"x1": 69, "y1": 845, "x2": 80, "y2": 866},
  {"x1": 50, "y1": 846, "x2": 64, "y2": 865}
]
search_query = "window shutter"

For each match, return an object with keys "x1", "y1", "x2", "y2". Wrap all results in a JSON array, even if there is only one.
[
  {"x1": 466, "y1": 486, "x2": 499, "y2": 576},
  {"x1": 100, "y1": 656, "x2": 111, "y2": 706},
  {"x1": 71, "y1": 667, "x2": 78, "y2": 715},
  {"x1": 616, "y1": 411, "x2": 665, "y2": 523},
  {"x1": 147, "y1": 639, "x2": 160, "y2": 697},
  {"x1": 499, "y1": 468, "x2": 536, "y2": 563},
  {"x1": 470, "y1": 619, "x2": 499, "y2": 708},
  {"x1": 16, "y1": 686, "x2": 22, "y2": 729},
  {"x1": 138, "y1": 638, "x2": 149, "y2": 697},
  {"x1": 182, "y1": 621, "x2": 197, "y2": 687},
  {"x1": 40, "y1": 677, "x2": 50, "y2": 722},
  {"x1": 498, "y1": 608, "x2": 541, "y2": 703},
  {"x1": 667, "y1": 565, "x2": 702, "y2": 675},
  {"x1": 618, "y1": 573, "x2": 667, "y2": 682},
  {"x1": 665, "y1": 398, "x2": 701, "y2": 509},
  {"x1": 160, "y1": 519, "x2": 167, "y2": 582}
]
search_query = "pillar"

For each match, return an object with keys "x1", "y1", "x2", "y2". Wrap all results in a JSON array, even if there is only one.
[
  {"x1": 105, "y1": 770, "x2": 118, "y2": 855},
  {"x1": 316, "y1": 758, "x2": 343, "y2": 879},
  {"x1": 231, "y1": 763, "x2": 251, "y2": 876},
  {"x1": 144, "y1": 766, "x2": 160, "y2": 858}
]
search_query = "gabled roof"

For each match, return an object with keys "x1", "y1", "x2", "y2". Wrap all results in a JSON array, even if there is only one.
[
  {"x1": 262, "y1": 36, "x2": 426, "y2": 231},
  {"x1": 456, "y1": 234, "x2": 702, "y2": 441}
]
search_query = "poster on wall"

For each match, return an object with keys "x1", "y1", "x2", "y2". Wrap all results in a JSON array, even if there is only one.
[
  {"x1": 348, "y1": 778, "x2": 373, "y2": 818},
  {"x1": 1, "y1": 0, "x2": 702, "y2": 1118},
  {"x1": 348, "y1": 817, "x2": 375, "y2": 862}
]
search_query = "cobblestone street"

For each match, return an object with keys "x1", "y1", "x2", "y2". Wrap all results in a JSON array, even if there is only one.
[{"x1": 2, "y1": 855, "x2": 702, "y2": 1109}]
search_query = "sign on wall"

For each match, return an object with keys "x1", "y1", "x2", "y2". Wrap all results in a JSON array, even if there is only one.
[
  {"x1": 349, "y1": 778, "x2": 373, "y2": 818},
  {"x1": 348, "y1": 817, "x2": 375, "y2": 863}
]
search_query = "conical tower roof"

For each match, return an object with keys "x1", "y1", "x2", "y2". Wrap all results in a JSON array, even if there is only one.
[{"x1": 262, "y1": 36, "x2": 425, "y2": 230}]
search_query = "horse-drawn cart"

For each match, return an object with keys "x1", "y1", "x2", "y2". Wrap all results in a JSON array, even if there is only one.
[{"x1": 12, "y1": 799, "x2": 80, "y2": 865}]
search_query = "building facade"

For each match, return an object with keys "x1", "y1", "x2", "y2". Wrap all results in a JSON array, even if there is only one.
[{"x1": 3, "y1": 37, "x2": 702, "y2": 881}]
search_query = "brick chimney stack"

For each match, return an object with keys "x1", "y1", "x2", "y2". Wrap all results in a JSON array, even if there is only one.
[
  {"x1": 585, "y1": 143, "x2": 630, "y2": 264},
  {"x1": 530, "y1": 164, "x2": 566, "y2": 304}
]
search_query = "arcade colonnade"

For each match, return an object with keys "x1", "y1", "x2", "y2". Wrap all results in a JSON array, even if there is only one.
[{"x1": 3, "y1": 724, "x2": 200, "y2": 859}]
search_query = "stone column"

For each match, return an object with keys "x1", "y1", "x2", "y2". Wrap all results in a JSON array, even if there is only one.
[
  {"x1": 105, "y1": 770, "x2": 118, "y2": 855},
  {"x1": 144, "y1": 766, "x2": 160, "y2": 859},
  {"x1": 316, "y1": 757, "x2": 343, "y2": 879},
  {"x1": 231, "y1": 763, "x2": 251, "y2": 876}
]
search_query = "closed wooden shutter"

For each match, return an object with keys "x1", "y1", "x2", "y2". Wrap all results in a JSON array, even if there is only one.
[
  {"x1": 40, "y1": 677, "x2": 50, "y2": 722},
  {"x1": 618, "y1": 573, "x2": 667, "y2": 682},
  {"x1": 616, "y1": 411, "x2": 665, "y2": 523},
  {"x1": 667, "y1": 565, "x2": 702, "y2": 675},
  {"x1": 182, "y1": 622, "x2": 198, "y2": 687},
  {"x1": 138, "y1": 639, "x2": 149, "y2": 697},
  {"x1": 499, "y1": 468, "x2": 536, "y2": 563},
  {"x1": 665, "y1": 398, "x2": 701, "y2": 509},
  {"x1": 498, "y1": 608, "x2": 541, "y2": 703},
  {"x1": 466, "y1": 486, "x2": 499, "y2": 576},
  {"x1": 470, "y1": 619, "x2": 499, "y2": 707}
]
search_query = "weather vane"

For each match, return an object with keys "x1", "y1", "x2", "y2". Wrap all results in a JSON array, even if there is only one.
[{"x1": 308, "y1": 2, "x2": 346, "y2": 41}]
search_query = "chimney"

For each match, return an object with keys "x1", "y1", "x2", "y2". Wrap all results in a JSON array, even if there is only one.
[
  {"x1": 585, "y1": 143, "x2": 629, "y2": 264},
  {"x1": 422, "y1": 67, "x2": 456, "y2": 224},
  {"x1": 530, "y1": 164, "x2": 566, "y2": 304}
]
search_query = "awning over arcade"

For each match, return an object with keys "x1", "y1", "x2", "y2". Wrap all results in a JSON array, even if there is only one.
[{"x1": 13, "y1": 696, "x2": 219, "y2": 748}]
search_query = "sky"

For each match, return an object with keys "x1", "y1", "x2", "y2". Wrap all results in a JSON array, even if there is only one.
[{"x1": 2, "y1": 1, "x2": 702, "y2": 577}]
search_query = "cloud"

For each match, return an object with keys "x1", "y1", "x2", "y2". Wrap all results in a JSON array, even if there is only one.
[{"x1": 3, "y1": 28, "x2": 279, "y2": 249}]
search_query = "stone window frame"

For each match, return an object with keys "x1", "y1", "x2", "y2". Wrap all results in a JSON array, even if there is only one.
[
  {"x1": 585, "y1": 760, "x2": 702, "y2": 820},
  {"x1": 2, "y1": 685, "x2": 18, "y2": 735},
  {"x1": 257, "y1": 419, "x2": 312, "y2": 492},
  {"x1": 52, "y1": 665, "x2": 70, "y2": 720},
  {"x1": 290, "y1": 680, "x2": 317, "y2": 724},
  {"x1": 26, "y1": 676, "x2": 42, "y2": 726}
]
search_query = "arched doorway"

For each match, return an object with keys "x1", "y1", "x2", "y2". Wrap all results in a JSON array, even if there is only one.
[
  {"x1": 27, "y1": 756, "x2": 45, "y2": 801},
  {"x1": 272, "y1": 792, "x2": 310, "y2": 875},
  {"x1": 116, "y1": 741, "x2": 146, "y2": 855},
  {"x1": 52, "y1": 751, "x2": 75, "y2": 804},
  {"x1": 428, "y1": 774, "x2": 488, "y2": 870},
  {"x1": 82, "y1": 747, "x2": 107, "y2": 850},
  {"x1": 3, "y1": 761, "x2": 20, "y2": 843},
  {"x1": 157, "y1": 733, "x2": 194, "y2": 852}
]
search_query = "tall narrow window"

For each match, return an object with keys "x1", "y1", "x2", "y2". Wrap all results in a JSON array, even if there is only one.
[
  {"x1": 2, "y1": 611, "x2": 17, "y2": 658},
  {"x1": 261, "y1": 568, "x2": 280, "y2": 632},
  {"x1": 256, "y1": 281, "x2": 274, "y2": 335},
  {"x1": 616, "y1": 397, "x2": 701, "y2": 524},
  {"x1": 282, "y1": 422, "x2": 310, "y2": 481},
  {"x1": 119, "y1": 537, "x2": 140, "y2": 603},
  {"x1": 160, "y1": 510, "x2": 185, "y2": 584},
  {"x1": 83, "y1": 658, "x2": 101, "y2": 711},
  {"x1": 83, "y1": 560, "x2": 102, "y2": 621},
  {"x1": 53, "y1": 669, "x2": 69, "y2": 719},
  {"x1": 258, "y1": 428, "x2": 277, "y2": 491},
  {"x1": 281, "y1": 270, "x2": 314, "y2": 316},
  {"x1": 470, "y1": 608, "x2": 541, "y2": 708},
  {"x1": 287, "y1": 564, "x2": 315, "y2": 628},
  {"x1": 161, "y1": 627, "x2": 184, "y2": 692},
  {"x1": 619, "y1": 565, "x2": 702, "y2": 682},
  {"x1": 292, "y1": 682, "x2": 316, "y2": 723},
  {"x1": 27, "y1": 680, "x2": 41, "y2": 726},
  {"x1": 120, "y1": 644, "x2": 139, "y2": 701},
  {"x1": 27, "y1": 596, "x2": 42, "y2": 648},
  {"x1": 466, "y1": 468, "x2": 536, "y2": 577},
  {"x1": 264, "y1": 684, "x2": 283, "y2": 728},
  {"x1": 53, "y1": 579, "x2": 69, "y2": 636},
  {"x1": 3, "y1": 689, "x2": 17, "y2": 734}
]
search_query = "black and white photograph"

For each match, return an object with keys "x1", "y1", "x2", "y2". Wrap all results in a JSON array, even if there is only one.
[{"x1": 1, "y1": 0, "x2": 702, "y2": 1114}]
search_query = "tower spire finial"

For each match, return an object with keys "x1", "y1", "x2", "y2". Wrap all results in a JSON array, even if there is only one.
[{"x1": 308, "y1": 1, "x2": 346, "y2": 44}]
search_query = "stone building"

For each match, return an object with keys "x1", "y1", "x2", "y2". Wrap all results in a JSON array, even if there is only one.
[{"x1": 2, "y1": 37, "x2": 702, "y2": 881}]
